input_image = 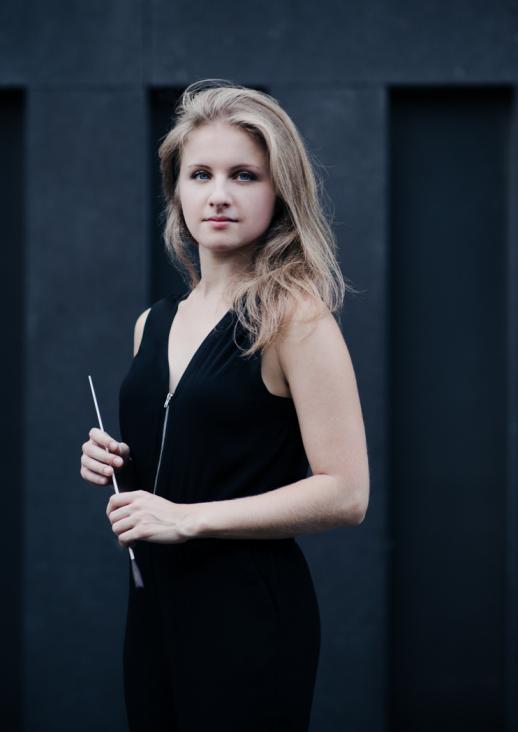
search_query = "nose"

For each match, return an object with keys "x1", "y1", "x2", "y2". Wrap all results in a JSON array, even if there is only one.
[{"x1": 207, "y1": 175, "x2": 232, "y2": 209}]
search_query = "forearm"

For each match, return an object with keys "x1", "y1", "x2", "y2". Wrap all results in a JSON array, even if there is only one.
[{"x1": 188, "y1": 473, "x2": 365, "y2": 540}]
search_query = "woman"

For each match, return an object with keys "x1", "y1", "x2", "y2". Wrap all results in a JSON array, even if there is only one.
[{"x1": 80, "y1": 79, "x2": 369, "y2": 731}]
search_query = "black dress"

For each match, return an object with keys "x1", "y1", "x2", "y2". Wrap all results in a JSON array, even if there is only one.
[{"x1": 118, "y1": 289, "x2": 321, "y2": 731}]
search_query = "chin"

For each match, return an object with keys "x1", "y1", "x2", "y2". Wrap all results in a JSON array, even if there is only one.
[{"x1": 199, "y1": 239, "x2": 253, "y2": 255}]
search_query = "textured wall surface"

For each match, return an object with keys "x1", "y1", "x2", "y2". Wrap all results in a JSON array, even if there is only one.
[{"x1": 1, "y1": 1, "x2": 517, "y2": 730}]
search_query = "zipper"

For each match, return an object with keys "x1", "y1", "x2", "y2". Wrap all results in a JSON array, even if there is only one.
[{"x1": 152, "y1": 391, "x2": 173, "y2": 495}]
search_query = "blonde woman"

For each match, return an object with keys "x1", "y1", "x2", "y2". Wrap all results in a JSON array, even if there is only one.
[{"x1": 81, "y1": 79, "x2": 369, "y2": 731}]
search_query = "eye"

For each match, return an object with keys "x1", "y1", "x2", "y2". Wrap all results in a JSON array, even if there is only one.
[
  {"x1": 235, "y1": 170, "x2": 256, "y2": 182},
  {"x1": 190, "y1": 169, "x2": 257, "y2": 182}
]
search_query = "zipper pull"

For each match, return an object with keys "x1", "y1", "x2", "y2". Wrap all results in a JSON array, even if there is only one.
[{"x1": 164, "y1": 392, "x2": 173, "y2": 408}]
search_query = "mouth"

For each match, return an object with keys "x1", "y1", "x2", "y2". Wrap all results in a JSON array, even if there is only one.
[{"x1": 205, "y1": 217, "x2": 238, "y2": 222}]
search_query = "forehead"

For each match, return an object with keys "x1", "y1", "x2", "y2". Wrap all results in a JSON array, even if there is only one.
[{"x1": 181, "y1": 121, "x2": 267, "y2": 166}]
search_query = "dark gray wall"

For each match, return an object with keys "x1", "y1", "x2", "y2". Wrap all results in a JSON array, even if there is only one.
[
  {"x1": 1, "y1": 2, "x2": 517, "y2": 731},
  {"x1": 389, "y1": 87, "x2": 510, "y2": 731},
  {"x1": 1, "y1": 89, "x2": 25, "y2": 732}
]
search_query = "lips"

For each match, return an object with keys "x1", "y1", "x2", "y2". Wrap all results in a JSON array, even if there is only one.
[{"x1": 206, "y1": 217, "x2": 237, "y2": 222}]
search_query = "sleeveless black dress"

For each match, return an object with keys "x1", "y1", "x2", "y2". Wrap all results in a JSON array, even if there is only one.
[{"x1": 118, "y1": 289, "x2": 321, "y2": 731}]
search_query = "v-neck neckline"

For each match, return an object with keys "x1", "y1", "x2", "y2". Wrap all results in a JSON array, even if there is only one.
[{"x1": 165, "y1": 292, "x2": 233, "y2": 399}]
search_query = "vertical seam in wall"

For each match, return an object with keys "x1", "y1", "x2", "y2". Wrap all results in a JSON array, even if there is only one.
[{"x1": 505, "y1": 84, "x2": 518, "y2": 732}]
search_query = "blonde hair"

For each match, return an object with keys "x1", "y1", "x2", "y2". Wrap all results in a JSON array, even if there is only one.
[{"x1": 158, "y1": 78, "x2": 355, "y2": 357}]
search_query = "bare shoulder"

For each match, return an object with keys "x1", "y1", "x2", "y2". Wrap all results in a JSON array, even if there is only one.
[
  {"x1": 133, "y1": 307, "x2": 152, "y2": 357},
  {"x1": 275, "y1": 291, "x2": 358, "y2": 411},
  {"x1": 274, "y1": 292, "x2": 369, "y2": 523},
  {"x1": 275, "y1": 293, "x2": 340, "y2": 362}
]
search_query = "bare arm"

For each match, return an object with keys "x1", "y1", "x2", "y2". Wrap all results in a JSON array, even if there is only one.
[
  {"x1": 107, "y1": 298, "x2": 370, "y2": 545},
  {"x1": 191, "y1": 297, "x2": 370, "y2": 539}
]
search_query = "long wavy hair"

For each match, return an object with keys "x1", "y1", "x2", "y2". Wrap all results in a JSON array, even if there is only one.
[{"x1": 158, "y1": 78, "x2": 355, "y2": 357}]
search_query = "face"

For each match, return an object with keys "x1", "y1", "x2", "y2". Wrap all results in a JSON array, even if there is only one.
[{"x1": 178, "y1": 120, "x2": 277, "y2": 255}]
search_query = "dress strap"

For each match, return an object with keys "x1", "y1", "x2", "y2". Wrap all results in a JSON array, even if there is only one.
[{"x1": 137, "y1": 290, "x2": 187, "y2": 356}]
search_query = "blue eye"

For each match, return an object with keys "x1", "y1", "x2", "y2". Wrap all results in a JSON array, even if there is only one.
[{"x1": 190, "y1": 169, "x2": 257, "y2": 181}]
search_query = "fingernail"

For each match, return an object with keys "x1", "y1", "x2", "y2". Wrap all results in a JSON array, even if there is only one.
[{"x1": 114, "y1": 457, "x2": 123, "y2": 466}]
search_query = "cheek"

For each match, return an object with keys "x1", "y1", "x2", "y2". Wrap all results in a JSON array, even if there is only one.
[
  {"x1": 253, "y1": 190, "x2": 276, "y2": 228},
  {"x1": 179, "y1": 189, "x2": 201, "y2": 223}
]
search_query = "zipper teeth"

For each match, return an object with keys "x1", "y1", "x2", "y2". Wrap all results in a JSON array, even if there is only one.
[{"x1": 152, "y1": 392, "x2": 173, "y2": 495}]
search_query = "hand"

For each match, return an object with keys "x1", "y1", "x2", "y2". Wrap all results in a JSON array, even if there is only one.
[
  {"x1": 81, "y1": 427, "x2": 131, "y2": 486},
  {"x1": 106, "y1": 490, "x2": 200, "y2": 546}
]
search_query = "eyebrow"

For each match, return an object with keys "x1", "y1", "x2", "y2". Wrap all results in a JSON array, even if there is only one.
[{"x1": 186, "y1": 163, "x2": 262, "y2": 170}]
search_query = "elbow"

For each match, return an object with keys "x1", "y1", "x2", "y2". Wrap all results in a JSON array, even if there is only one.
[
  {"x1": 329, "y1": 473, "x2": 369, "y2": 526},
  {"x1": 345, "y1": 485, "x2": 369, "y2": 526},
  {"x1": 352, "y1": 500, "x2": 368, "y2": 525},
  {"x1": 348, "y1": 464, "x2": 370, "y2": 525}
]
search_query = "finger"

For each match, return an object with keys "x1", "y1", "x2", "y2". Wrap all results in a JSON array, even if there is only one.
[
  {"x1": 81, "y1": 453, "x2": 116, "y2": 477},
  {"x1": 115, "y1": 442, "x2": 131, "y2": 459},
  {"x1": 106, "y1": 490, "x2": 141, "y2": 517},
  {"x1": 108, "y1": 505, "x2": 134, "y2": 525},
  {"x1": 111, "y1": 514, "x2": 135, "y2": 535},
  {"x1": 84, "y1": 443, "x2": 124, "y2": 468},
  {"x1": 103, "y1": 438, "x2": 130, "y2": 458},
  {"x1": 118, "y1": 527, "x2": 142, "y2": 547},
  {"x1": 80, "y1": 465, "x2": 110, "y2": 485},
  {"x1": 119, "y1": 537, "x2": 136, "y2": 549},
  {"x1": 89, "y1": 428, "x2": 114, "y2": 448}
]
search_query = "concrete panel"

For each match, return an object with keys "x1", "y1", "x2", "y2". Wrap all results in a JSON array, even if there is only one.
[
  {"x1": 389, "y1": 87, "x2": 509, "y2": 731},
  {"x1": 27, "y1": 0, "x2": 143, "y2": 85},
  {"x1": 0, "y1": 1, "x2": 511, "y2": 729},
  {"x1": 0, "y1": 0, "x2": 29, "y2": 83},
  {"x1": 24, "y1": 88, "x2": 148, "y2": 731},
  {"x1": 150, "y1": 0, "x2": 518, "y2": 85},
  {"x1": 270, "y1": 86, "x2": 388, "y2": 732}
]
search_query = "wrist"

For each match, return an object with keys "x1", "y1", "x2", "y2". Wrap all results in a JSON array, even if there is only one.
[{"x1": 180, "y1": 503, "x2": 207, "y2": 540}]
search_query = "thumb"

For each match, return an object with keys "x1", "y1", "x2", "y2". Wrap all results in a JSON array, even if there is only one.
[
  {"x1": 118, "y1": 442, "x2": 131, "y2": 459},
  {"x1": 108, "y1": 440, "x2": 131, "y2": 459}
]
